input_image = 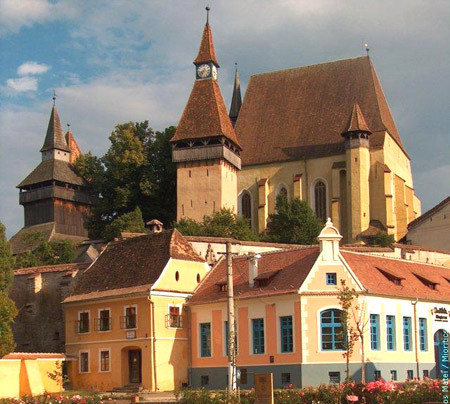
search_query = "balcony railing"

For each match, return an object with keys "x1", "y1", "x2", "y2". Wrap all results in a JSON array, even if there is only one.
[
  {"x1": 94, "y1": 317, "x2": 112, "y2": 331},
  {"x1": 165, "y1": 314, "x2": 183, "y2": 329},
  {"x1": 75, "y1": 320, "x2": 90, "y2": 334},
  {"x1": 120, "y1": 315, "x2": 137, "y2": 329}
]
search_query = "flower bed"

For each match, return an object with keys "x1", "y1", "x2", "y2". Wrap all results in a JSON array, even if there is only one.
[
  {"x1": 0, "y1": 393, "x2": 113, "y2": 404},
  {"x1": 176, "y1": 378, "x2": 444, "y2": 404}
]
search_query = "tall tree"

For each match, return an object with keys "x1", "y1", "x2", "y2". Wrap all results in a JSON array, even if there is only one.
[
  {"x1": 75, "y1": 122, "x2": 177, "y2": 239},
  {"x1": 263, "y1": 195, "x2": 323, "y2": 244},
  {"x1": 0, "y1": 222, "x2": 18, "y2": 356}
]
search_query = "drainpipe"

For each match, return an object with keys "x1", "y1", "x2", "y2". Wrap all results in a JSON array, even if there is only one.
[
  {"x1": 412, "y1": 298, "x2": 420, "y2": 378},
  {"x1": 186, "y1": 305, "x2": 192, "y2": 386},
  {"x1": 148, "y1": 295, "x2": 158, "y2": 391}
]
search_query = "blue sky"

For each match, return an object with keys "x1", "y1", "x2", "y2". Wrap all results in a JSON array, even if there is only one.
[{"x1": 1, "y1": 0, "x2": 449, "y2": 238}]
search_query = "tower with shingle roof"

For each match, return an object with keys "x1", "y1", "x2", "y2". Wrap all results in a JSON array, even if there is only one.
[
  {"x1": 11, "y1": 103, "x2": 93, "y2": 254},
  {"x1": 229, "y1": 64, "x2": 242, "y2": 126},
  {"x1": 171, "y1": 10, "x2": 241, "y2": 222}
]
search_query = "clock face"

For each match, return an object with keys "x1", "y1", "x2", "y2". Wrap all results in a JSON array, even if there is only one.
[
  {"x1": 197, "y1": 64, "x2": 211, "y2": 78},
  {"x1": 211, "y1": 65, "x2": 218, "y2": 80}
]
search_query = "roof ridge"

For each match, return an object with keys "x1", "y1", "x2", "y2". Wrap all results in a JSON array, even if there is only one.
[{"x1": 232, "y1": 245, "x2": 318, "y2": 261}]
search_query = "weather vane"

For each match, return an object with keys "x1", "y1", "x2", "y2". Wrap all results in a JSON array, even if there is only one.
[
  {"x1": 52, "y1": 89, "x2": 57, "y2": 105},
  {"x1": 67, "y1": 123, "x2": 71, "y2": 130},
  {"x1": 206, "y1": 5, "x2": 210, "y2": 24},
  {"x1": 364, "y1": 42, "x2": 370, "y2": 56}
]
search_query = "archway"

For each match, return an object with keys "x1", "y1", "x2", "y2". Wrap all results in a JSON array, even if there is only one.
[
  {"x1": 121, "y1": 346, "x2": 142, "y2": 385},
  {"x1": 434, "y1": 329, "x2": 448, "y2": 379}
]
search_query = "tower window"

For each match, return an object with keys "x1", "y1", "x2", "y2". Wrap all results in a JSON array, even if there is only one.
[
  {"x1": 314, "y1": 181, "x2": 327, "y2": 223},
  {"x1": 207, "y1": 169, "x2": 209, "y2": 176},
  {"x1": 242, "y1": 192, "x2": 252, "y2": 228},
  {"x1": 189, "y1": 170, "x2": 191, "y2": 178}
]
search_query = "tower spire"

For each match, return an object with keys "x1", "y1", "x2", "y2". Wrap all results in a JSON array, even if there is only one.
[
  {"x1": 206, "y1": 5, "x2": 210, "y2": 24},
  {"x1": 229, "y1": 63, "x2": 242, "y2": 126},
  {"x1": 193, "y1": 8, "x2": 219, "y2": 67},
  {"x1": 341, "y1": 103, "x2": 371, "y2": 137},
  {"x1": 40, "y1": 102, "x2": 70, "y2": 153}
]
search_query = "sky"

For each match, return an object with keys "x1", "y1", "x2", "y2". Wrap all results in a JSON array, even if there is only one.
[{"x1": 0, "y1": 0, "x2": 449, "y2": 238}]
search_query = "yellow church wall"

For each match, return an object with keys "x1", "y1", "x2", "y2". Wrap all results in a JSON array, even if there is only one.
[
  {"x1": 369, "y1": 159, "x2": 388, "y2": 226},
  {"x1": 394, "y1": 174, "x2": 408, "y2": 240}
]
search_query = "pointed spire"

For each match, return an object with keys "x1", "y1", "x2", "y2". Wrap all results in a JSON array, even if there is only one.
[
  {"x1": 229, "y1": 63, "x2": 242, "y2": 126},
  {"x1": 193, "y1": 7, "x2": 219, "y2": 67},
  {"x1": 40, "y1": 104, "x2": 70, "y2": 152},
  {"x1": 341, "y1": 103, "x2": 372, "y2": 137}
]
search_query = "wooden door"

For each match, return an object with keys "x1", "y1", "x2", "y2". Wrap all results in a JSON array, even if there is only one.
[{"x1": 128, "y1": 350, "x2": 142, "y2": 384}]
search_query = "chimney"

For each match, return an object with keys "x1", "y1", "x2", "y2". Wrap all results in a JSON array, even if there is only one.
[
  {"x1": 248, "y1": 253, "x2": 262, "y2": 287},
  {"x1": 146, "y1": 219, "x2": 163, "y2": 234}
]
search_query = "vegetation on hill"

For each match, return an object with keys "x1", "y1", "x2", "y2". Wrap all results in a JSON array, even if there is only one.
[
  {"x1": 75, "y1": 121, "x2": 176, "y2": 240},
  {"x1": 0, "y1": 222, "x2": 18, "y2": 356},
  {"x1": 102, "y1": 206, "x2": 147, "y2": 241},
  {"x1": 262, "y1": 195, "x2": 322, "y2": 244}
]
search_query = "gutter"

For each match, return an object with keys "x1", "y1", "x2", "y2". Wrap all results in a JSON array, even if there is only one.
[
  {"x1": 411, "y1": 297, "x2": 420, "y2": 378},
  {"x1": 148, "y1": 294, "x2": 158, "y2": 391}
]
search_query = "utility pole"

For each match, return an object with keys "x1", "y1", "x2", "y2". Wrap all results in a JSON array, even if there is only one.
[{"x1": 226, "y1": 240, "x2": 237, "y2": 396}]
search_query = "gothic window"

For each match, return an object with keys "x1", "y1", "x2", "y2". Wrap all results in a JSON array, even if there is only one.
[
  {"x1": 314, "y1": 181, "x2": 327, "y2": 223},
  {"x1": 278, "y1": 187, "x2": 287, "y2": 197},
  {"x1": 241, "y1": 192, "x2": 252, "y2": 227}
]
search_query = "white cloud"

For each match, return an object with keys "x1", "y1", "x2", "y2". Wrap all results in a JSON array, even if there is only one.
[
  {"x1": 17, "y1": 61, "x2": 50, "y2": 76},
  {"x1": 6, "y1": 76, "x2": 38, "y2": 92}
]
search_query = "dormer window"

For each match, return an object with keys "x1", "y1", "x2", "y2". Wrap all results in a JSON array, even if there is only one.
[
  {"x1": 376, "y1": 267, "x2": 404, "y2": 286},
  {"x1": 413, "y1": 273, "x2": 439, "y2": 290},
  {"x1": 253, "y1": 269, "x2": 280, "y2": 287},
  {"x1": 216, "y1": 281, "x2": 227, "y2": 292}
]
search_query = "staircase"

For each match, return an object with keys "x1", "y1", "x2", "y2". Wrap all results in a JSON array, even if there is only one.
[{"x1": 111, "y1": 383, "x2": 143, "y2": 394}]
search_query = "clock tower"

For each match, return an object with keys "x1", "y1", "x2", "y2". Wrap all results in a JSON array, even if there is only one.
[{"x1": 171, "y1": 9, "x2": 241, "y2": 222}]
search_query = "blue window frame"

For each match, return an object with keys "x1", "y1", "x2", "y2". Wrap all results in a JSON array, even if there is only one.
[
  {"x1": 224, "y1": 321, "x2": 238, "y2": 356},
  {"x1": 419, "y1": 318, "x2": 428, "y2": 351},
  {"x1": 320, "y1": 309, "x2": 345, "y2": 350},
  {"x1": 370, "y1": 314, "x2": 380, "y2": 350},
  {"x1": 280, "y1": 316, "x2": 293, "y2": 353},
  {"x1": 200, "y1": 323, "x2": 211, "y2": 357},
  {"x1": 403, "y1": 317, "x2": 412, "y2": 351},
  {"x1": 326, "y1": 273, "x2": 337, "y2": 285},
  {"x1": 252, "y1": 318, "x2": 265, "y2": 354},
  {"x1": 386, "y1": 315, "x2": 396, "y2": 351}
]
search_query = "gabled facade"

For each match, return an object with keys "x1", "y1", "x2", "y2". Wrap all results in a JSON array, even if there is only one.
[
  {"x1": 63, "y1": 230, "x2": 210, "y2": 391},
  {"x1": 187, "y1": 220, "x2": 449, "y2": 388}
]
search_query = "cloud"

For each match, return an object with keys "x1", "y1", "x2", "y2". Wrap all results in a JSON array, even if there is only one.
[
  {"x1": 17, "y1": 61, "x2": 50, "y2": 76},
  {"x1": 6, "y1": 76, "x2": 38, "y2": 92}
]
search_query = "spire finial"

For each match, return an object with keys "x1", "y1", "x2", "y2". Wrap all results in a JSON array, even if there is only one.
[
  {"x1": 364, "y1": 42, "x2": 370, "y2": 56},
  {"x1": 235, "y1": 62, "x2": 238, "y2": 72},
  {"x1": 67, "y1": 123, "x2": 71, "y2": 130},
  {"x1": 52, "y1": 89, "x2": 57, "y2": 106},
  {"x1": 205, "y1": 5, "x2": 210, "y2": 24}
]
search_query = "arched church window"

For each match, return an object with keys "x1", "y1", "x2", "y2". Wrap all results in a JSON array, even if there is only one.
[
  {"x1": 242, "y1": 192, "x2": 252, "y2": 227},
  {"x1": 315, "y1": 181, "x2": 327, "y2": 223},
  {"x1": 279, "y1": 187, "x2": 287, "y2": 197}
]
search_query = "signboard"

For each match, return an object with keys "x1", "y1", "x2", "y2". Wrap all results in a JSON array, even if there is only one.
[
  {"x1": 433, "y1": 307, "x2": 449, "y2": 323},
  {"x1": 254, "y1": 373, "x2": 274, "y2": 404},
  {"x1": 126, "y1": 330, "x2": 137, "y2": 339}
]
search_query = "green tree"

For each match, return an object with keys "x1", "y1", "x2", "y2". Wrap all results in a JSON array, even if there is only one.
[
  {"x1": 75, "y1": 122, "x2": 176, "y2": 239},
  {"x1": 0, "y1": 222, "x2": 17, "y2": 356},
  {"x1": 175, "y1": 208, "x2": 259, "y2": 241},
  {"x1": 263, "y1": 195, "x2": 322, "y2": 244},
  {"x1": 103, "y1": 206, "x2": 147, "y2": 241},
  {"x1": 367, "y1": 232, "x2": 395, "y2": 247}
]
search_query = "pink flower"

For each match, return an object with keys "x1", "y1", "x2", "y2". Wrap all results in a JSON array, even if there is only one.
[{"x1": 347, "y1": 395, "x2": 359, "y2": 403}]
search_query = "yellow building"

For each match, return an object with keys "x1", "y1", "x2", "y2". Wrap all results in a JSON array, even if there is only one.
[
  {"x1": 187, "y1": 220, "x2": 450, "y2": 388},
  {"x1": 63, "y1": 229, "x2": 210, "y2": 391},
  {"x1": 172, "y1": 16, "x2": 422, "y2": 243}
]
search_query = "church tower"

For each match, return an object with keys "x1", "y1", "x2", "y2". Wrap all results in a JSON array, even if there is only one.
[
  {"x1": 342, "y1": 103, "x2": 372, "y2": 243},
  {"x1": 171, "y1": 9, "x2": 241, "y2": 222},
  {"x1": 229, "y1": 64, "x2": 242, "y2": 126},
  {"x1": 11, "y1": 101, "x2": 92, "y2": 253}
]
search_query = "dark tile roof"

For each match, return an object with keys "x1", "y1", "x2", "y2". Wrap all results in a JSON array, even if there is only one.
[
  {"x1": 14, "y1": 262, "x2": 89, "y2": 276},
  {"x1": 235, "y1": 56, "x2": 403, "y2": 166},
  {"x1": 193, "y1": 23, "x2": 219, "y2": 67},
  {"x1": 342, "y1": 251, "x2": 450, "y2": 302},
  {"x1": 170, "y1": 79, "x2": 240, "y2": 147},
  {"x1": 342, "y1": 103, "x2": 371, "y2": 135},
  {"x1": 17, "y1": 159, "x2": 85, "y2": 188},
  {"x1": 188, "y1": 247, "x2": 320, "y2": 304},
  {"x1": 69, "y1": 229, "x2": 204, "y2": 299},
  {"x1": 407, "y1": 196, "x2": 450, "y2": 230},
  {"x1": 229, "y1": 67, "x2": 242, "y2": 123},
  {"x1": 40, "y1": 106, "x2": 70, "y2": 152}
]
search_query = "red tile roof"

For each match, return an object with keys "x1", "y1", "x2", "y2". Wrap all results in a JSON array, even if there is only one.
[
  {"x1": 188, "y1": 247, "x2": 319, "y2": 304},
  {"x1": 342, "y1": 103, "x2": 371, "y2": 135},
  {"x1": 170, "y1": 79, "x2": 240, "y2": 147},
  {"x1": 63, "y1": 284, "x2": 151, "y2": 304},
  {"x1": 3, "y1": 352, "x2": 65, "y2": 360},
  {"x1": 342, "y1": 251, "x2": 450, "y2": 302},
  {"x1": 193, "y1": 23, "x2": 219, "y2": 67},
  {"x1": 235, "y1": 56, "x2": 403, "y2": 166},
  {"x1": 14, "y1": 262, "x2": 89, "y2": 276}
]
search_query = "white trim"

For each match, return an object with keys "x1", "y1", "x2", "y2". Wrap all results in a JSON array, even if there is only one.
[
  {"x1": 98, "y1": 348, "x2": 111, "y2": 373},
  {"x1": 238, "y1": 189, "x2": 255, "y2": 230},
  {"x1": 123, "y1": 304, "x2": 138, "y2": 330},
  {"x1": 310, "y1": 177, "x2": 330, "y2": 220},
  {"x1": 97, "y1": 307, "x2": 112, "y2": 333},
  {"x1": 66, "y1": 336, "x2": 188, "y2": 346},
  {"x1": 78, "y1": 350, "x2": 90, "y2": 373},
  {"x1": 150, "y1": 290, "x2": 192, "y2": 298}
]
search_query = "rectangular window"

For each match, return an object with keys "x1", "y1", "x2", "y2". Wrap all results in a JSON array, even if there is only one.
[
  {"x1": 97, "y1": 309, "x2": 111, "y2": 331},
  {"x1": 78, "y1": 312, "x2": 89, "y2": 333},
  {"x1": 239, "y1": 368, "x2": 247, "y2": 384},
  {"x1": 167, "y1": 306, "x2": 183, "y2": 328},
  {"x1": 224, "y1": 321, "x2": 238, "y2": 357},
  {"x1": 423, "y1": 369, "x2": 429, "y2": 378},
  {"x1": 99, "y1": 350, "x2": 110, "y2": 372},
  {"x1": 374, "y1": 370, "x2": 381, "y2": 380},
  {"x1": 200, "y1": 323, "x2": 211, "y2": 357},
  {"x1": 370, "y1": 314, "x2": 380, "y2": 350},
  {"x1": 386, "y1": 315, "x2": 396, "y2": 351},
  {"x1": 121, "y1": 306, "x2": 137, "y2": 329},
  {"x1": 252, "y1": 318, "x2": 265, "y2": 354},
  {"x1": 419, "y1": 318, "x2": 428, "y2": 351},
  {"x1": 329, "y1": 371, "x2": 340, "y2": 384},
  {"x1": 200, "y1": 375, "x2": 209, "y2": 386},
  {"x1": 281, "y1": 373, "x2": 291, "y2": 385},
  {"x1": 79, "y1": 351, "x2": 89, "y2": 373},
  {"x1": 280, "y1": 316, "x2": 293, "y2": 353},
  {"x1": 390, "y1": 370, "x2": 397, "y2": 381},
  {"x1": 403, "y1": 317, "x2": 412, "y2": 351},
  {"x1": 326, "y1": 273, "x2": 337, "y2": 285},
  {"x1": 407, "y1": 370, "x2": 414, "y2": 379}
]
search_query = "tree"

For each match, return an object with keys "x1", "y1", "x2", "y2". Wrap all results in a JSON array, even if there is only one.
[
  {"x1": 352, "y1": 299, "x2": 370, "y2": 384},
  {"x1": 103, "y1": 206, "x2": 147, "y2": 241},
  {"x1": 0, "y1": 222, "x2": 17, "y2": 356},
  {"x1": 75, "y1": 122, "x2": 177, "y2": 239},
  {"x1": 175, "y1": 208, "x2": 259, "y2": 241},
  {"x1": 263, "y1": 195, "x2": 322, "y2": 244},
  {"x1": 367, "y1": 232, "x2": 395, "y2": 247}
]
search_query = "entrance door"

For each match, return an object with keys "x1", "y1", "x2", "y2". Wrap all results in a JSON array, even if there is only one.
[
  {"x1": 128, "y1": 350, "x2": 142, "y2": 384},
  {"x1": 434, "y1": 330, "x2": 448, "y2": 379}
]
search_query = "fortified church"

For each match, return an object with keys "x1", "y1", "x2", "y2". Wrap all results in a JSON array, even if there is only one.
[{"x1": 172, "y1": 15, "x2": 421, "y2": 244}]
